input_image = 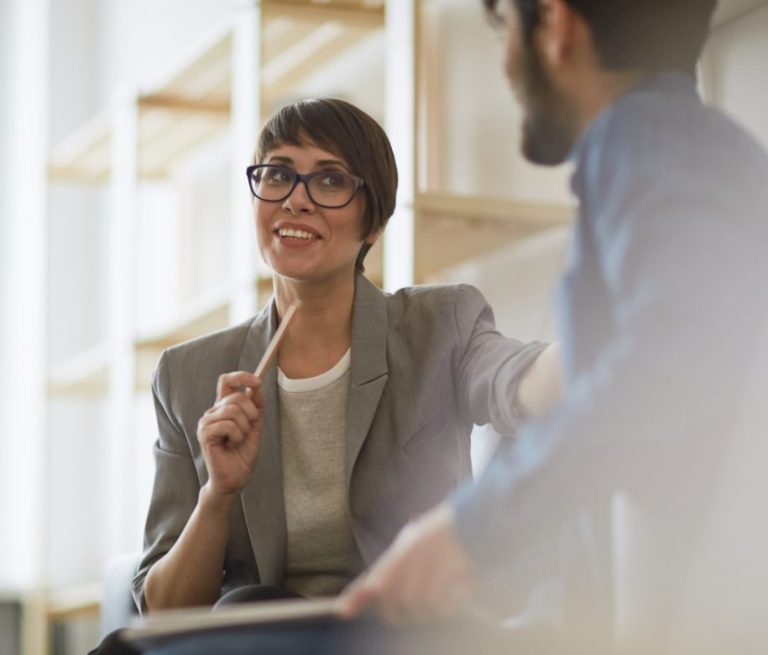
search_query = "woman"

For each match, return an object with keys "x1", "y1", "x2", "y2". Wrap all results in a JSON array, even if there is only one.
[{"x1": 131, "y1": 98, "x2": 560, "y2": 615}]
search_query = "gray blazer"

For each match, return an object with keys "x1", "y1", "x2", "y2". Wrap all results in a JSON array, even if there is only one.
[{"x1": 132, "y1": 274, "x2": 545, "y2": 610}]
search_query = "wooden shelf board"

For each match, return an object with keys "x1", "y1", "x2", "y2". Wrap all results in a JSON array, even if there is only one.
[
  {"x1": 45, "y1": 583, "x2": 101, "y2": 622},
  {"x1": 48, "y1": 114, "x2": 112, "y2": 183},
  {"x1": 413, "y1": 192, "x2": 573, "y2": 281},
  {"x1": 134, "y1": 291, "x2": 232, "y2": 352},
  {"x1": 138, "y1": 94, "x2": 230, "y2": 115},
  {"x1": 263, "y1": 0, "x2": 385, "y2": 29},
  {"x1": 136, "y1": 348, "x2": 161, "y2": 393},
  {"x1": 49, "y1": 104, "x2": 232, "y2": 183},
  {"x1": 138, "y1": 110, "x2": 231, "y2": 177},
  {"x1": 416, "y1": 192, "x2": 573, "y2": 226},
  {"x1": 48, "y1": 344, "x2": 111, "y2": 396}
]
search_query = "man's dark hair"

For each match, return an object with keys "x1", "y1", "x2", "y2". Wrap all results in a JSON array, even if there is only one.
[
  {"x1": 484, "y1": 0, "x2": 717, "y2": 74},
  {"x1": 255, "y1": 98, "x2": 398, "y2": 272}
]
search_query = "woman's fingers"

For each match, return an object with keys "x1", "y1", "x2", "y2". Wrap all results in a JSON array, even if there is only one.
[
  {"x1": 216, "y1": 372, "x2": 261, "y2": 402},
  {"x1": 209, "y1": 403, "x2": 254, "y2": 439},
  {"x1": 199, "y1": 391, "x2": 262, "y2": 451},
  {"x1": 198, "y1": 418, "x2": 247, "y2": 448},
  {"x1": 196, "y1": 372, "x2": 264, "y2": 495},
  {"x1": 214, "y1": 391, "x2": 260, "y2": 422}
]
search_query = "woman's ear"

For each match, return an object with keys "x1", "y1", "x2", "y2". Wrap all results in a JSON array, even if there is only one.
[{"x1": 364, "y1": 228, "x2": 382, "y2": 247}]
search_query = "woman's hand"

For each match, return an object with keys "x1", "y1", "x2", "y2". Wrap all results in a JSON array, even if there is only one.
[{"x1": 197, "y1": 372, "x2": 263, "y2": 498}]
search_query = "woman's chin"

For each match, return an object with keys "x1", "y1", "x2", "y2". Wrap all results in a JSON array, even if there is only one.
[
  {"x1": 270, "y1": 261, "x2": 356, "y2": 287},
  {"x1": 269, "y1": 260, "x2": 325, "y2": 283}
]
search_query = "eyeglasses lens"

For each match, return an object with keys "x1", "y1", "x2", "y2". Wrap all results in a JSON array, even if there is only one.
[{"x1": 249, "y1": 166, "x2": 359, "y2": 208}]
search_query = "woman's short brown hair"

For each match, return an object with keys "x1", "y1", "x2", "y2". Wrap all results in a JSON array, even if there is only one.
[{"x1": 254, "y1": 98, "x2": 398, "y2": 272}]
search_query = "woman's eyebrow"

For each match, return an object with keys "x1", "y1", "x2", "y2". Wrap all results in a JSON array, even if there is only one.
[
  {"x1": 315, "y1": 159, "x2": 347, "y2": 168},
  {"x1": 265, "y1": 155, "x2": 348, "y2": 169},
  {"x1": 266, "y1": 155, "x2": 293, "y2": 164}
]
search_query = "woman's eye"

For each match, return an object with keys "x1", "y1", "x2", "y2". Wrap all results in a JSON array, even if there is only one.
[
  {"x1": 319, "y1": 172, "x2": 345, "y2": 188},
  {"x1": 265, "y1": 169, "x2": 292, "y2": 184}
]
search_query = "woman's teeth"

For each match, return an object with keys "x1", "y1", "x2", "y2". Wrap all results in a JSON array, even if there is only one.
[{"x1": 278, "y1": 228, "x2": 317, "y2": 240}]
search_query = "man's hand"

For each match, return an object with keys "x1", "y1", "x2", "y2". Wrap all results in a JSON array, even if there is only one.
[{"x1": 340, "y1": 503, "x2": 476, "y2": 623}]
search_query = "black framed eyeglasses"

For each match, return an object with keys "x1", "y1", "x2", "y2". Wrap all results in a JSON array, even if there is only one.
[{"x1": 246, "y1": 164, "x2": 365, "y2": 209}]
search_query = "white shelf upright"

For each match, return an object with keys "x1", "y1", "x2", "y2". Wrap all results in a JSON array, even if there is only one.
[
  {"x1": 105, "y1": 85, "x2": 140, "y2": 561},
  {"x1": 383, "y1": 0, "x2": 418, "y2": 291},
  {"x1": 230, "y1": 0, "x2": 264, "y2": 323}
]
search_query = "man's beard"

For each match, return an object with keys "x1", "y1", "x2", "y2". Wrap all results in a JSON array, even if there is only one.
[{"x1": 518, "y1": 40, "x2": 577, "y2": 166}]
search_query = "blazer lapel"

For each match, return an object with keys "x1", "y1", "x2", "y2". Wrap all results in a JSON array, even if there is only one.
[
  {"x1": 346, "y1": 274, "x2": 389, "y2": 488},
  {"x1": 237, "y1": 299, "x2": 287, "y2": 586}
]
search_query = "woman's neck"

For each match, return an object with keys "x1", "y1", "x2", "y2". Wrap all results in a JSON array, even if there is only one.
[{"x1": 272, "y1": 272, "x2": 355, "y2": 379}]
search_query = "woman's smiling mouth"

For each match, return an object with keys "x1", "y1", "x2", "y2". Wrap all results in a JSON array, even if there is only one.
[
  {"x1": 273, "y1": 223, "x2": 323, "y2": 247},
  {"x1": 276, "y1": 227, "x2": 318, "y2": 240}
]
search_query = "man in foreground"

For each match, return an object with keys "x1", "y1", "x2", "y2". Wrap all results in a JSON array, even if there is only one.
[{"x1": 343, "y1": 0, "x2": 768, "y2": 653}]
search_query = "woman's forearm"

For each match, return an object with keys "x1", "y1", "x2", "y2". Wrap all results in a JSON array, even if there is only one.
[
  {"x1": 516, "y1": 342, "x2": 563, "y2": 419},
  {"x1": 143, "y1": 484, "x2": 237, "y2": 611}
]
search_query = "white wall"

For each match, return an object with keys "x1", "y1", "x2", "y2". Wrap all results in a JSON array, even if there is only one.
[{"x1": 703, "y1": 2, "x2": 768, "y2": 149}]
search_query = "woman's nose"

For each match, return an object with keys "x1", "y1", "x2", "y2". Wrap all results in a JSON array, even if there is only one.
[{"x1": 281, "y1": 179, "x2": 315, "y2": 213}]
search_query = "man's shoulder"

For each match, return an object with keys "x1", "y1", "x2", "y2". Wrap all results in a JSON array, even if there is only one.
[
  {"x1": 601, "y1": 81, "x2": 768, "y2": 174},
  {"x1": 579, "y1": 79, "x2": 768, "y2": 207}
]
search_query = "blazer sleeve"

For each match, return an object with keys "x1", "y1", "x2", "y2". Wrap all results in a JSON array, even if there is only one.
[
  {"x1": 131, "y1": 350, "x2": 201, "y2": 614},
  {"x1": 452, "y1": 284, "x2": 548, "y2": 435}
]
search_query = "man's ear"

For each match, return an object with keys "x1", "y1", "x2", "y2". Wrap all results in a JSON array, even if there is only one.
[{"x1": 536, "y1": 0, "x2": 579, "y2": 67}]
